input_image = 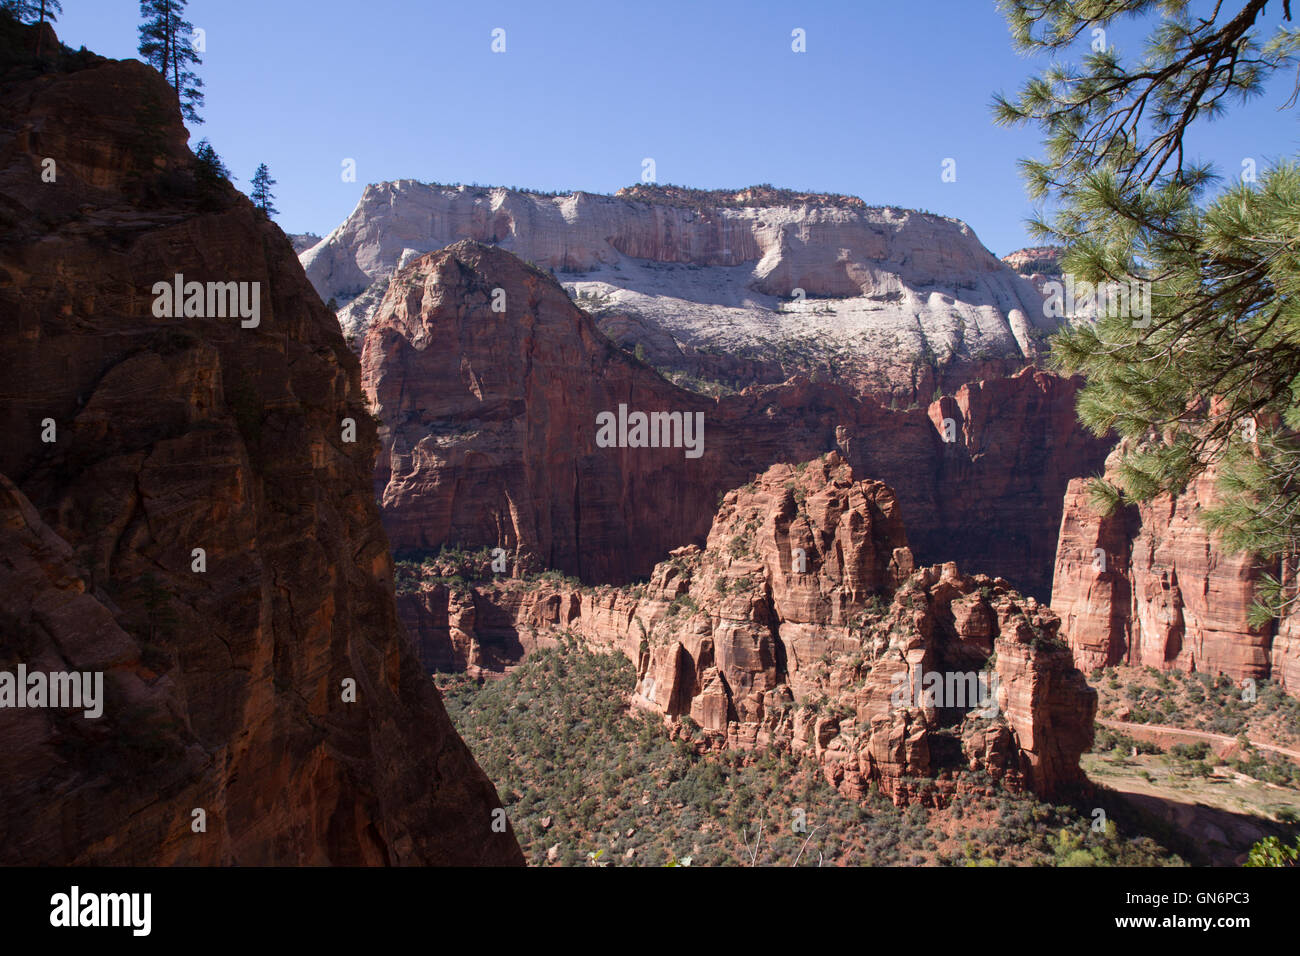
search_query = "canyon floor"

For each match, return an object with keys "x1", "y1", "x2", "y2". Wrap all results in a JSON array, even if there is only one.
[
  {"x1": 1082, "y1": 755, "x2": 1300, "y2": 867},
  {"x1": 436, "y1": 644, "x2": 1187, "y2": 867},
  {"x1": 439, "y1": 653, "x2": 1300, "y2": 866}
]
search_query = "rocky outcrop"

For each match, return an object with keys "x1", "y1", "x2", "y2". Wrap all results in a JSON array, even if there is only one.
[
  {"x1": 307, "y1": 180, "x2": 1055, "y2": 402},
  {"x1": 399, "y1": 455, "x2": 1097, "y2": 805},
  {"x1": 289, "y1": 232, "x2": 323, "y2": 254},
  {"x1": 1050, "y1": 478, "x2": 1137, "y2": 671},
  {"x1": 1051, "y1": 448, "x2": 1292, "y2": 696},
  {"x1": 1002, "y1": 246, "x2": 1063, "y2": 278},
  {"x1": 0, "y1": 20, "x2": 521, "y2": 865},
  {"x1": 362, "y1": 240, "x2": 1109, "y2": 598},
  {"x1": 1002, "y1": 246, "x2": 1063, "y2": 301}
]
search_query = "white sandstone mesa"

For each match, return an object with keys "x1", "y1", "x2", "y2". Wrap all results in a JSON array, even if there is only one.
[{"x1": 299, "y1": 181, "x2": 1054, "y2": 376}]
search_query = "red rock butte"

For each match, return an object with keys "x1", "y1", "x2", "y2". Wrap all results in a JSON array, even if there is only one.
[{"x1": 397, "y1": 453, "x2": 1098, "y2": 806}]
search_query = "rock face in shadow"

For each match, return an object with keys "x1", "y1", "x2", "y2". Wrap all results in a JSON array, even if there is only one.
[
  {"x1": 397, "y1": 455, "x2": 1097, "y2": 806},
  {"x1": 1051, "y1": 446, "x2": 1297, "y2": 699},
  {"x1": 0, "y1": 20, "x2": 521, "y2": 865},
  {"x1": 362, "y1": 241, "x2": 1109, "y2": 598}
]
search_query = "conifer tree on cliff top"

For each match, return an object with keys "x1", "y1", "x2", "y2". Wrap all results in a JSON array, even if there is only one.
[
  {"x1": 3, "y1": 0, "x2": 61, "y2": 55},
  {"x1": 2, "y1": 1, "x2": 63, "y2": 27},
  {"x1": 250, "y1": 163, "x2": 278, "y2": 218},
  {"x1": 995, "y1": 0, "x2": 1300, "y2": 623},
  {"x1": 138, "y1": 0, "x2": 203, "y2": 124}
]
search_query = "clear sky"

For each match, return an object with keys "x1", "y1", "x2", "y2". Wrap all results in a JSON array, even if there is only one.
[{"x1": 49, "y1": 0, "x2": 1299, "y2": 256}]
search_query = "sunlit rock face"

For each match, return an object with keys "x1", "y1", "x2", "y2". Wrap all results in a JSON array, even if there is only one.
[
  {"x1": 396, "y1": 454, "x2": 1098, "y2": 807},
  {"x1": 307, "y1": 180, "x2": 1055, "y2": 403},
  {"x1": 362, "y1": 240, "x2": 1108, "y2": 598},
  {"x1": 1052, "y1": 446, "x2": 1294, "y2": 697}
]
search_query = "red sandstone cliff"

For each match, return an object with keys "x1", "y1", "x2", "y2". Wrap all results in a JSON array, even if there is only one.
[
  {"x1": 0, "y1": 20, "x2": 521, "y2": 865},
  {"x1": 398, "y1": 455, "x2": 1097, "y2": 805},
  {"x1": 362, "y1": 242, "x2": 1109, "y2": 598},
  {"x1": 1051, "y1": 446, "x2": 1297, "y2": 698}
]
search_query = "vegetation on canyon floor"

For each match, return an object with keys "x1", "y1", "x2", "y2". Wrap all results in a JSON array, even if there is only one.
[
  {"x1": 393, "y1": 545, "x2": 585, "y2": 595},
  {"x1": 1246, "y1": 834, "x2": 1300, "y2": 866},
  {"x1": 438, "y1": 642, "x2": 1183, "y2": 867},
  {"x1": 1093, "y1": 663, "x2": 1300, "y2": 755}
]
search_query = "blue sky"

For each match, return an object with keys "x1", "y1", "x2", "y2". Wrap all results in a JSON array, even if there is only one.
[{"x1": 50, "y1": 0, "x2": 1299, "y2": 256}]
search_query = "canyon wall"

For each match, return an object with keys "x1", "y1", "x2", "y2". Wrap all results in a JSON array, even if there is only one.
[
  {"x1": 0, "y1": 21, "x2": 521, "y2": 865},
  {"x1": 1051, "y1": 448, "x2": 1298, "y2": 697},
  {"x1": 397, "y1": 454, "x2": 1097, "y2": 806},
  {"x1": 362, "y1": 241, "x2": 1109, "y2": 599}
]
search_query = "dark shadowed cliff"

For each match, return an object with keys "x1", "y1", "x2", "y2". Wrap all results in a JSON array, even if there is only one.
[{"x1": 0, "y1": 16, "x2": 522, "y2": 865}]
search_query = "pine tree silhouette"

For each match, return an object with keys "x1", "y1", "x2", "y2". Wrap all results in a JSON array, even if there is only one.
[
  {"x1": 137, "y1": 0, "x2": 204, "y2": 124},
  {"x1": 2, "y1": 1, "x2": 63, "y2": 26},
  {"x1": 3, "y1": 0, "x2": 62, "y2": 55},
  {"x1": 250, "y1": 163, "x2": 279, "y2": 217}
]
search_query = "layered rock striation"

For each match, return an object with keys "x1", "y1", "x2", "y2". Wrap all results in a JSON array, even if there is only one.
[
  {"x1": 0, "y1": 19, "x2": 521, "y2": 865},
  {"x1": 307, "y1": 180, "x2": 1055, "y2": 402},
  {"x1": 1051, "y1": 446, "x2": 1298, "y2": 698}
]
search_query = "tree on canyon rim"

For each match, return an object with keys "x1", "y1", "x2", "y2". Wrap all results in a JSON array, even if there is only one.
[
  {"x1": 2, "y1": 1, "x2": 61, "y2": 26},
  {"x1": 250, "y1": 163, "x2": 278, "y2": 218},
  {"x1": 2, "y1": 0, "x2": 61, "y2": 55},
  {"x1": 193, "y1": 139, "x2": 232, "y2": 201},
  {"x1": 995, "y1": 0, "x2": 1300, "y2": 623},
  {"x1": 138, "y1": 0, "x2": 203, "y2": 124}
]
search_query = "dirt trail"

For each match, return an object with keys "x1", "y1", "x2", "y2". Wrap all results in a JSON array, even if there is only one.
[{"x1": 1096, "y1": 718, "x2": 1300, "y2": 762}]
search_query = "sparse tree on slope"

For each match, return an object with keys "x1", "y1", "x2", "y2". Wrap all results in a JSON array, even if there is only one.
[
  {"x1": 192, "y1": 138, "x2": 232, "y2": 204},
  {"x1": 138, "y1": 0, "x2": 203, "y2": 124},
  {"x1": 994, "y1": 0, "x2": 1300, "y2": 622},
  {"x1": 250, "y1": 163, "x2": 278, "y2": 217}
]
